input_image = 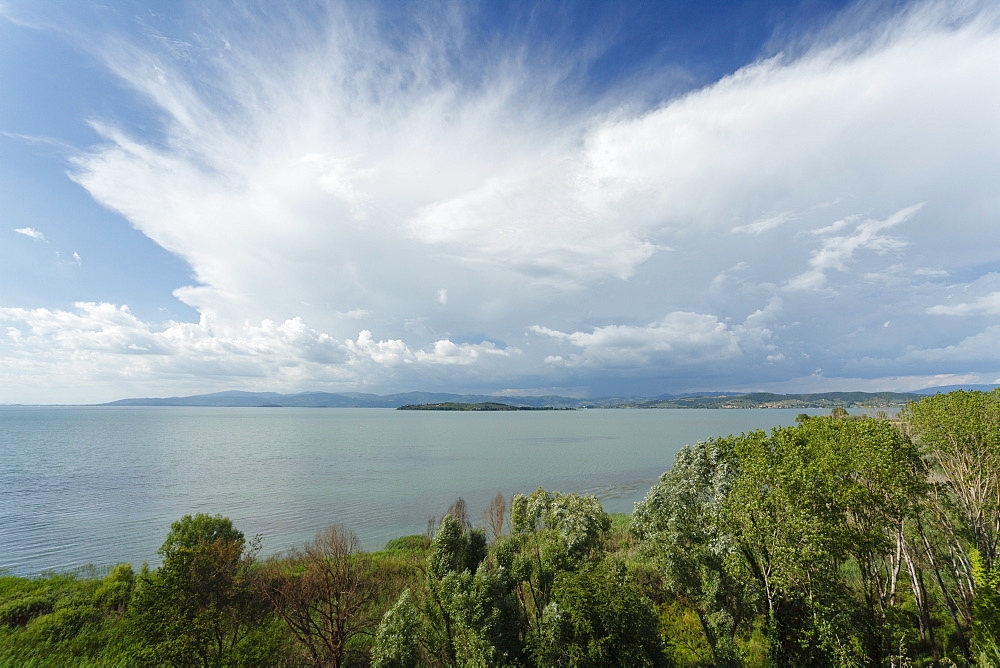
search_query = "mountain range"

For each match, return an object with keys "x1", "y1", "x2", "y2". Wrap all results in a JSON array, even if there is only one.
[{"x1": 97, "y1": 385, "x2": 999, "y2": 409}]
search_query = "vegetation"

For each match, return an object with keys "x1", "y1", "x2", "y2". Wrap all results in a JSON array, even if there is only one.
[
  {"x1": 3, "y1": 388, "x2": 999, "y2": 665},
  {"x1": 613, "y1": 391, "x2": 922, "y2": 409},
  {"x1": 397, "y1": 402, "x2": 566, "y2": 411}
]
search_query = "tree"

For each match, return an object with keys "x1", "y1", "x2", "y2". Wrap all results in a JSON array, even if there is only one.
[
  {"x1": 531, "y1": 559, "x2": 667, "y2": 667},
  {"x1": 373, "y1": 512, "x2": 519, "y2": 666},
  {"x1": 900, "y1": 389, "x2": 1000, "y2": 660},
  {"x1": 635, "y1": 418, "x2": 925, "y2": 665},
  {"x1": 264, "y1": 525, "x2": 378, "y2": 667},
  {"x1": 371, "y1": 589, "x2": 423, "y2": 668},
  {"x1": 503, "y1": 488, "x2": 612, "y2": 639},
  {"x1": 901, "y1": 390, "x2": 1000, "y2": 571},
  {"x1": 125, "y1": 513, "x2": 280, "y2": 665},
  {"x1": 632, "y1": 438, "x2": 751, "y2": 665},
  {"x1": 510, "y1": 488, "x2": 611, "y2": 563},
  {"x1": 484, "y1": 493, "x2": 507, "y2": 543},
  {"x1": 93, "y1": 563, "x2": 135, "y2": 616},
  {"x1": 971, "y1": 549, "x2": 1000, "y2": 663}
]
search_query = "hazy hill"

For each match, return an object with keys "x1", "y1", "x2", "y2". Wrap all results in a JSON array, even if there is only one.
[
  {"x1": 99, "y1": 391, "x2": 623, "y2": 408},
  {"x1": 912, "y1": 384, "x2": 1000, "y2": 394},
  {"x1": 96, "y1": 389, "x2": 949, "y2": 409}
]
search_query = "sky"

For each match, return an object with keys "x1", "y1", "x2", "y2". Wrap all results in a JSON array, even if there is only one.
[{"x1": 1, "y1": 0, "x2": 999, "y2": 404}]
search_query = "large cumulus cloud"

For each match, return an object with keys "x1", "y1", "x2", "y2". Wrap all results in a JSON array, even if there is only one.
[{"x1": 3, "y1": 0, "x2": 1000, "y2": 401}]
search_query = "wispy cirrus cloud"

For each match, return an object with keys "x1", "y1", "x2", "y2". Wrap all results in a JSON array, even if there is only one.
[
  {"x1": 784, "y1": 204, "x2": 923, "y2": 292},
  {"x1": 13, "y1": 227, "x2": 46, "y2": 242}
]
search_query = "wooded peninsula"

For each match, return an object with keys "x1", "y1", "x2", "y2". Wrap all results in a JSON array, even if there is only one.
[
  {"x1": 397, "y1": 402, "x2": 567, "y2": 411},
  {"x1": 3, "y1": 389, "x2": 999, "y2": 666}
]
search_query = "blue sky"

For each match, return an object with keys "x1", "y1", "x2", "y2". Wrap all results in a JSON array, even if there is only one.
[{"x1": 2, "y1": 0, "x2": 999, "y2": 404}]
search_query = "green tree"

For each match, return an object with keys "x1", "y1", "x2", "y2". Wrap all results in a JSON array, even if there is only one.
[
  {"x1": 972, "y1": 549, "x2": 1000, "y2": 663},
  {"x1": 503, "y1": 488, "x2": 612, "y2": 643},
  {"x1": 510, "y1": 488, "x2": 611, "y2": 562},
  {"x1": 125, "y1": 513, "x2": 281, "y2": 666},
  {"x1": 371, "y1": 588, "x2": 423, "y2": 668},
  {"x1": 531, "y1": 559, "x2": 667, "y2": 667},
  {"x1": 900, "y1": 389, "x2": 1000, "y2": 660},
  {"x1": 93, "y1": 563, "x2": 135, "y2": 615},
  {"x1": 724, "y1": 421, "x2": 870, "y2": 664},
  {"x1": 632, "y1": 438, "x2": 752, "y2": 665},
  {"x1": 373, "y1": 513, "x2": 520, "y2": 666},
  {"x1": 635, "y1": 418, "x2": 924, "y2": 665},
  {"x1": 902, "y1": 389, "x2": 1000, "y2": 570}
]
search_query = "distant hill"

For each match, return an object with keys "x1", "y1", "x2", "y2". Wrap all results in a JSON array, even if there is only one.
[
  {"x1": 614, "y1": 391, "x2": 922, "y2": 409},
  {"x1": 99, "y1": 391, "x2": 623, "y2": 409},
  {"x1": 653, "y1": 391, "x2": 744, "y2": 399},
  {"x1": 913, "y1": 384, "x2": 1000, "y2": 395},
  {"x1": 99, "y1": 389, "x2": 929, "y2": 409}
]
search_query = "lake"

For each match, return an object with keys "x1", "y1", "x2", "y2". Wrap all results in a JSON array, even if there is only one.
[{"x1": 0, "y1": 406, "x2": 820, "y2": 576}]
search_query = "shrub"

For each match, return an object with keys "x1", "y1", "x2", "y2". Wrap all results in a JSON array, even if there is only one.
[
  {"x1": 0, "y1": 596, "x2": 52, "y2": 627},
  {"x1": 383, "y1": 535, "x2": 431, "y2": 552},
  {"x1": 28, "y1": 605, "x2": 100, "y2": 643}
]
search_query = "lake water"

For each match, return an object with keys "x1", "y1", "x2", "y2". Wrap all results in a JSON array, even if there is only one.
[{"x1": 1, "y1": 406, "x2": 819, "y2": 576}]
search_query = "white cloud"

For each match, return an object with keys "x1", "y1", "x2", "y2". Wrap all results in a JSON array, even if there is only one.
[
  {"x1": 927, "y1": 291, "x2": 1000, "y2": 316},
  {"x1": 4, "y1": 0, "x2": 1000, "y2": 400},
  {"x1": 0, "y1": 303, "x2": 516, "y2": 401},
  {"x1": 784, "y1": 204, "x2": 922, "y2": 291},
  {"x1": 530, "y1": 309, "x2": 775, "y2": 369},
  {"x1": 904, "y1": 325, "x2": 1000, "y2": 364},
  {"x1": 13, "y1": 227, "x2": 46, "y2": 242},
  {"x1": 416, "y1": 339, "x2": 513, "y2": 365},
  {"x1": 732, "y1": 211, "x2": 796, "y2": 236},
  {"x1": 66, "y1": 1, "x2": 1000, "y2": 335},
  {"x1": 346, "y1": 331, "x2": 513, "y2": 367}
]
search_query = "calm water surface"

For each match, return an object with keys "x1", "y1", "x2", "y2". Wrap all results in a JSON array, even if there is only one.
[{"x1": 1, "y1": 406, "x2": 819, "y2": 576}]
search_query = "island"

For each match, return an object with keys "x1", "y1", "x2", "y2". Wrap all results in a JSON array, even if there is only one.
[{"x1": 396, "y1": 402, "x2": 568, "y2": 411}]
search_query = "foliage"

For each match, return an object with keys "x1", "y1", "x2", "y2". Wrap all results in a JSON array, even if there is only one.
[
  {"x1": 900, "y1": 388, "x2": 1000, "y2": 660},
  {"x1": 632, "y1": 437, "x2": 750, "y2": 665},
  {"x1": 531, "y1": 559, "x2": 667, "y2": 667},
  {"x1": 972, "y1": 548, "x2": 1000, "y2": 661},
  {"x1": 373, "y1": 512, "x2": 522, "y2": 666},
  {"x1": 93, "y1": 563, "x2": 135, "y2": 614},
  {"x1": 634, "y1": 416, "x2": 926, "y2": 666},
  {"x1": 371, "y1": 588, "x2": 423, "y2": 667},
  {"x1": 10, "y1": 389, "x2": 1000, "y2": 666},
  {"x1": 383, "y1": 534, "x2": 431, "y2": 553},
  {"x1": 123, "y1": 513, "x2": 283, "y2": 665},
  {"x1": 0, "y1": 594, "x2": 53, "y2": 627},
  {"x1": 511, "y1": 488, "x2": 611, "y2": 562},
  {"x1": 27, "y1": 604, "x2": 101, "y2": 643},
  {"x1": 902, "y1": 389, "x2": 1000, "y2": 564}
]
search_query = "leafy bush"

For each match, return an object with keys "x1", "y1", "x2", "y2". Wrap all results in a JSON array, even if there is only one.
[
  {"x1": 0, "y1": 596, "x2": 52, "y2": 627},
  {"x1": 383, "y1": 534, "x2": 430, "y2": 552},
  {"x1": 93, "y1": 563, "x2": 134, "y2": 613},
  {"x1": 28, "y1": 605, "x2": 100, "y2": 643}
]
